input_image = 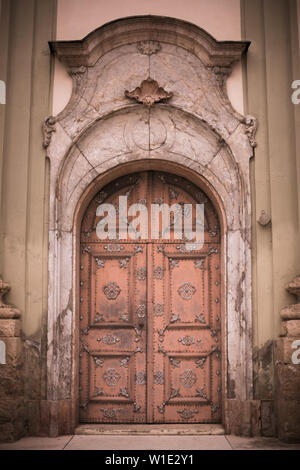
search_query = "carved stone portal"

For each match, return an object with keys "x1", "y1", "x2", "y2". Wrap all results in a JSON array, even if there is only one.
[{"x1": 46, "y1": 15, "x2": 256, "y2": 433}]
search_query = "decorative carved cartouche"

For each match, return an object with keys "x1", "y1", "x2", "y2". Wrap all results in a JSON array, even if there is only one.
[
  {"x1": 125, "y1": 77, "x2": 173, "y2": 108},
  {"x1": 137, "y1": 40, "x2": 161, "y2": 56}
]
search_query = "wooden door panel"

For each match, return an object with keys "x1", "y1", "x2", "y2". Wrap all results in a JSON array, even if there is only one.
[
  {"x1": 151, "y1": 243, "x2": 221, "y2": 423},
  {"x1": 79, "y1": 171, "x2": 221, "y2": 424},
  {"x1": 79, "y1": 242, "x2": 147, "y2": 422}
]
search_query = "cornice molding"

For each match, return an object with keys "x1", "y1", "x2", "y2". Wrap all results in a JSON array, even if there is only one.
[{"x1": 49, "y1": 15, "x2": 250, "y2": 70}]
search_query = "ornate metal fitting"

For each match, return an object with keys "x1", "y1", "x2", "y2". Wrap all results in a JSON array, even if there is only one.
[
  {"x1": 208, "y1": 247, "x2": 218, "y2": 256},
  {"x1": 137, "y1": 304, "x2": 146, "y2": 318},
  {"x1": 195, "y1": 313, "x2": 206, "y2": 324},
  {"x1": 169, "y1": 357, "x2": 181, "y2": 368},
  {"x1": 168, "y1": 187, "x2": 179, "y2": 200},
  {"x1": 195, "y1": 357, "x2": 206, "y2": 369},
  {"x1": 178, "y1": 335, "x2": 196, "y2": 346},
  {"x1": 103, "y1": 282, "x2": 121, "y2": 300},
  {"x1": 134, "y1": 327, "x2": 142, "y2": 342},
  {"x1": 94, "y1": 387, "x2": 104, "y2": 397},
  {"x1": 154, "y1": 370, "x2": 164, "y2": 385},
  {"x1": 120, "y1": 357, "x2": 130, "y2": 367},
  {"x1": 154, "y1": 303, "x2": 164, "y2": 317},
  {"x1": 101, "y1": 334, "x2": 121, "y2": 345},
  {"x1": 94, "y1": 357, "x2": 104, "y2": 368},
  {"x1": 135, "y1": 371, "x2": 146, "y2": 385},
  {"x1": 134, "y1": 246, "x2": 143, "y2": 254},
  {"x1": 82, "y1": 246, "x2": 91, "y2": 254},
  {"x1": 80, "y1": 401, "x2": 89, "y2": 410},
  {"x1": 120, "y1": 347, "x2": 143, "y2": 367},
  {"x1": 194, "y1": 259, "x2": 205, "y2": 269},
  {"x1": 100, "y1": 408, "x2": 121, "y2": 419},
  {"x1": 103, "y1": 368, "x2": 121, "y2": 386},
  {"x1": 136, "y1": 267, "x2": 147, "y2": 280},
  {"x1": 95, "y1": 191, "x2": 107, "y2": 204},
  {"x1": 157, "y1": 313, "x2": 180, "y2": 341},
  {"x1": 178, "y1": 282, "x2": 196, "y2": 300},
  {"x1": 211, "y1": 402, "x2": 220, "y2": 414},
  {"x1": 119, "y1": 387, "x2": 129, "y2": 398},
  {"x1": 169, "y1": 258, "x2": 179, "y2": 269},
  {"x1": 119, "y1": 258, "x2": 130, "y2": 269},
  {"x1": 94, "y1": 312, "x2": 105, "y2": 323},
  {"x1": 119, "y1": 313, "x2": 129, "y2": 322},
  {"x1": 133, "y1": 402, "x2": 141, "y2": 413},
  {"x1": 125, "y1": 77, "x2": 173, "y2": 108},
  {"x1": 196, "y1": 387, "x2": 208, "y2": 399},
  {"x1": 154, "y1": 266, "x2": 164, "y2": 280},
  {"x1": 104, "y1": 244, "x2": 124, "y2": 252},
  {"x1": 180, "y1": 369, "x2": 197, "y2": 388},
  {"x1": 177, "y1": 409, "x2": 199, "y2": 420},
  {"x1": 81, "y1": 327, "x2": 90, "y2": 336},
  {"x1": 157, "y1": 388, "x2": 180, "y2": 413},
  {"x1": 209, "y1": 226, "x2": 218, "y2": 237}
]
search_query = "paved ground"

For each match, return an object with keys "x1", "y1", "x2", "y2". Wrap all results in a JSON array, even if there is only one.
[{"x1": 0, "y1": 435, "x2": 300, "y2": 450}]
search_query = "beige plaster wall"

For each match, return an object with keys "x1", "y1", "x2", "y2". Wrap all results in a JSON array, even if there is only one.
[
  {"x1": 52, "y1": 0, "x2": 244, "y2": 115},
  {"x1": 0, "y1": 0, "x2": 56, "y2": 340}
]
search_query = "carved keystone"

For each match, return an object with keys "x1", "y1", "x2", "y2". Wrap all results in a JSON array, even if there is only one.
[{"x1": 125, "y1": 77, "x2": 173, "y2": 108}]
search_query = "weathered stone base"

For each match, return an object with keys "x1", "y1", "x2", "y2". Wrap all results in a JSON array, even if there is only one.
[
  {"x1": 275, "y1": 326, "x2": 300, "y2": 442},
  {"x1": 0, "y1": 316, "x2": 24, "y2": 442},
  {"x1": 274, "y1": 278, "x2": 300, "y2": 443},
  {"x1": 224, "y1": 399, "x2": 275, "y2": 437}
]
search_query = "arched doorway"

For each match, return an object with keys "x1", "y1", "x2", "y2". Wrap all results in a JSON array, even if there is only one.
[
  {"x1": 79, "y1": 170, "x2": 221, "y2": 423},
  {"x1": 45, "y1": 16, "x2": 255, "y2": 434}
]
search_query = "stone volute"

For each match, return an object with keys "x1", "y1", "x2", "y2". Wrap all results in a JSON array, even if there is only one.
[
  {"x1": 0, "y1": 277, "x2": 21, "y2": 319},
  {"x1": 280, "y1": 276, "x2": 300, "y2": 321}
]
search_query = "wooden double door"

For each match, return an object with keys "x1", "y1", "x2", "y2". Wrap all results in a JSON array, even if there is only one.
[{"x1": 79, "y1": 171, "x2": 222, "y2": 423}]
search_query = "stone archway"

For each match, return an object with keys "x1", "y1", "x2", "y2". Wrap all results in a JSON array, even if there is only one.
[{"x1": 44, "y1": 16, "x2": 256, "y2": 434}]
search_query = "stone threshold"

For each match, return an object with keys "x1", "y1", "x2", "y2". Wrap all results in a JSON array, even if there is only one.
[{"x1": 75, "y1": 423, "x2": 225, "y2": 435}]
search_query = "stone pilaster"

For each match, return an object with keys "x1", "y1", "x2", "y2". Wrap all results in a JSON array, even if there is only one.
[
  {"x1": 275, "y1": 276, "x2": 300, "y2": 442},
  {"x1": 0, "y1": 278, "x2": 24, "y2": 441}
]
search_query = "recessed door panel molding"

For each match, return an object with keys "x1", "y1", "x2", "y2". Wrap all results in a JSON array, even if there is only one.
[{"x1": 79, "y1": 171, "x2": 221, "y2": 423}]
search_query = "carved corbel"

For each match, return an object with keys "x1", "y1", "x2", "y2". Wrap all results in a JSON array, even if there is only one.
[
  {"x1": 210, "y1": 66, "x2": 232, "y2": 87},
  {"x1": 69, "y1": 65, "x2": 87, "y2": 88},
  {"x1": 42, "y1": 116, "x2": 56, "y2": 149},
  {"x1": 243, "y1": 114, "x2": 258, "y2": 148},
  {"x1": 0, "y1": 277, "x2": 21, "y2": 319}
]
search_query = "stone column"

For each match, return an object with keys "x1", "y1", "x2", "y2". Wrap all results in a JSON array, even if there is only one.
[
  {"x1": 275, "y1": 276, "x2": 300, "y2": 442},
  {"x1": 0, "y1": 278, "x2": 24, "y2": 441}
]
